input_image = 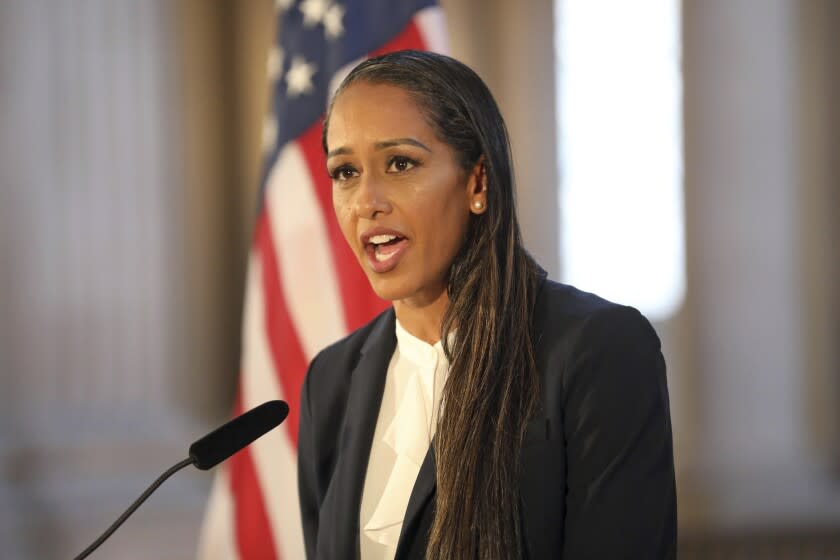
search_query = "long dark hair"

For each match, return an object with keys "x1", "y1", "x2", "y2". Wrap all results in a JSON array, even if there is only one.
[{"x1": 323, "y1": 50, "x2": 540, "y2": 559}]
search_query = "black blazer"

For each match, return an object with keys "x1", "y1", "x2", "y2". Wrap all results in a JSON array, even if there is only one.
[{"x1": 298, "y1": 275, "x2": 677, "y2": 559}]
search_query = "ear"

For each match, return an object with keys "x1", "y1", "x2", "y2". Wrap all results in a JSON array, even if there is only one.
[{"x1": 467, "y1": 156, "x2": 488, "y2": 215}]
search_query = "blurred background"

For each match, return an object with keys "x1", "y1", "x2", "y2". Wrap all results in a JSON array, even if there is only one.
[{"x1": 1, "y1": 0, "x2": 838, "y2": 558}]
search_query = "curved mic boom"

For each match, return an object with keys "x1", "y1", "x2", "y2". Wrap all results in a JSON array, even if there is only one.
[{"x1": 73, "y1": 399, "x2": 290, "y2": 560}]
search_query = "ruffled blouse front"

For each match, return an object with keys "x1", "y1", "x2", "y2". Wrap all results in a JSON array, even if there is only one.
[{"x1": 359, "y1": 320, "x2": 449, "y2": 560}]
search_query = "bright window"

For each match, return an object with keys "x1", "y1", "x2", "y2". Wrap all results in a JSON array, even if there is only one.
[{"x1": 555, "y1": 0, "x2": 685, "y2": 321}]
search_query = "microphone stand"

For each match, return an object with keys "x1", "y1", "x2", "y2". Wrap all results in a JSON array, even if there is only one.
[
  {"x1": 72, "y1": 457, "x2": 195, "y2": 560},
  {"x1": 71, "y1": 399, "x2": 288, "y2": 558}
]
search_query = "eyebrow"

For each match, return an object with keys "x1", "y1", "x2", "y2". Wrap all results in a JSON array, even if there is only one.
[{"x1": 326, "y1": 137, "x2": 432, "y2": 159}]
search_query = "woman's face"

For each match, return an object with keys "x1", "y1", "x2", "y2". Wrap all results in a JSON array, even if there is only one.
[{"x1": 326, "y1": 81, "x2": 483, "y2": 306}]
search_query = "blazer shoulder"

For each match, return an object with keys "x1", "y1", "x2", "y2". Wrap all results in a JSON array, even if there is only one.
[
  {"x1": 531, "y1": 279, "x2": 663, "y2": 400},
  {"x1": 304, "y1": 306, "x2": 395, "y2": 391},
  {"x1": 534, "y1": 278, "x2": 659, "y2": 346}
]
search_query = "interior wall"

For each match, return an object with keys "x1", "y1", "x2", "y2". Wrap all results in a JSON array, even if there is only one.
[
  {"x1": 681, "y1": 0, "x2": 840, "y2": 533},
  {"x1": 797, "y1": 0, "x2": 840, "y2": 464},
  {"x1": 685, "y1": 0, "x2": 804, "y2": 480},
  {"x1": 176, "y1": 0, "x2": 244, "y2": 422},
  {"x1": 0, "y1": 1, "x2": 211, "y2": 558},
  {"x1": 176, "y1": 0, "x2": 276, "y2": 423}
]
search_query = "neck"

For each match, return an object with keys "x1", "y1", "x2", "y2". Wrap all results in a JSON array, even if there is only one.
[{"x1": 393, "y1": 289, "x2": 449, "y2": 345}]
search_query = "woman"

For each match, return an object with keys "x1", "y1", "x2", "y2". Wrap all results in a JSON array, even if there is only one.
[{"x1": 298, "y1": 50, "x2": 676, "y2": 559}]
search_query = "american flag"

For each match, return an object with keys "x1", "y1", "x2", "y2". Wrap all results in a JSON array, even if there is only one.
[{"x1": 197, "y1": 1, "x2": 448, "y2": 558}]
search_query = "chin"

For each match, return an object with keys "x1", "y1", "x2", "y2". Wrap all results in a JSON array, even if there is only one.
[
  {"x1": 363, "y1": 264, "x2": 427, "y2": 302},
  {"x1": 366, "y1": 270, "x2": 446, "y2": 307},
  {"x1": 366, "y1": 274, "x2": 412, "y2": 302}
]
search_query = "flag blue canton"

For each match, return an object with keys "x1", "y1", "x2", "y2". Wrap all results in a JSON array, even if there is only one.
[{"x1": 270, "y1": 0, "x2": 436, "y2": 151}]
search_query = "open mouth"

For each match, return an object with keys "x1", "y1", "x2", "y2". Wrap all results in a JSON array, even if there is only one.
[
  {"x1": 367, "y1": 234, "x2": 406, "y2": 262},
  {"x1": 362, "y1": 231, "x2": 410, "y2": 272}
]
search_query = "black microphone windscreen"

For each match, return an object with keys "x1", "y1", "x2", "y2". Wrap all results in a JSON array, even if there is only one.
[{"x1": 189, "y1": 400, "x2": 289, "y2": 470}]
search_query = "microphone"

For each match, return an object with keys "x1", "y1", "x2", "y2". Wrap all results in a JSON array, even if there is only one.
[
  {"x1": 190, "y1": 399, "x2": 289, "y2": 469},
  {"x1": 73, "y1": 400, "x2": 290, "y2": 560}
]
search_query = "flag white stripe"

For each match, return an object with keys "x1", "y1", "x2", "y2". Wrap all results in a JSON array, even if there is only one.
[
  {"x1": 266, "y1": 143, "x2": 348, "y2": 360},
  {"x1": 196, "y1": 465, "x2": 240, "y2": 560},
  {"x1": 327, "y1": 56, "x2": 364, "y2": 106},
  {"x1": 242, "y1": 252, "x2": 307, "y2": 560},
  {"x1": 416, "y1": 7, "x2": 449, "y2": 54}
]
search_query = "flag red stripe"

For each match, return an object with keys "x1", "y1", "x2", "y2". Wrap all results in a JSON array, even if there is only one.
[
  {"x1": 297, "y1": 125, "x2": 390, "y2": 333},
  {"x1": 230, "y1": 393, "x2": 280, "y2": 560},
  {"x1": 255, "y1": 208, "x2": 307, "y2": 447},
  {"x1": 369, "y1": 19, "x2": 426, "y2": 58}
]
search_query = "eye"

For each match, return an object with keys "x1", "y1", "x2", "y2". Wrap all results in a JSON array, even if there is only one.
[
  {"x1": 329, "y1": 164, "x2": 359, "y2": 181},
  {"x1": 386, "y1": 156, "x2": 418, "y2": 173}
]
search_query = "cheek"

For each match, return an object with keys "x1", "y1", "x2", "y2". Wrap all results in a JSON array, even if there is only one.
[
  {"x1": 420, "y1": 191, "x2": 469, "y2": 255},
  {"x1": 332, "y1": 192, "x2": 356, "y2": 241}
]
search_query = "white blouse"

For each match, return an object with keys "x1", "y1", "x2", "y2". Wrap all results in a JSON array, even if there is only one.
[{"x1": 359, "y1": 320, "x2": 450, "y2": 560}]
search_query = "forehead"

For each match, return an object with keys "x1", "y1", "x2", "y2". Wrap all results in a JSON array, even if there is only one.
[{"x1": 326, "y1": 82, "x2": 433, "y2": 149}]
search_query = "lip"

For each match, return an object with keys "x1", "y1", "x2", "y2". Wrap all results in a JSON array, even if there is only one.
[{"x1": 360, "y1": 226, "x2": 410, "y2": 273}]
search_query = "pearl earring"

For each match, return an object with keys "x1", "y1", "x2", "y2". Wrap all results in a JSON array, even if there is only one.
[{"x1": 473, "y1": 201, "x2": 484, "y2": 210}]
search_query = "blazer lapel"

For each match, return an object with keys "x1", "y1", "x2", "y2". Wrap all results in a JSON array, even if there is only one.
[
  {"x1": 395, "y1": 444, "x2": 436, "y2": 558},
  {"x1": 319, "y1": 310, "x2": 396, "y2": 559}
]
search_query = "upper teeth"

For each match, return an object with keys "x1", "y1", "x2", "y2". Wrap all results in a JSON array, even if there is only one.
[{"x1": 370, "y1": 234, "x2": 397, "y2": 244}]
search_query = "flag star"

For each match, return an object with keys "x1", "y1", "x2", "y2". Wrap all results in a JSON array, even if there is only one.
[
  {"x1": 285, "y1": 56, "x2": 317, "y2": 97},
  {"x1": 275, "y1": 0, "x2": 293, "y2": 11},
  {"x1": 262, "y1": 115, "x2": 278, "y2": 153},
  {"x1": 267, "y1": 46, "x2": 284, "y2": 82},
  {"x1": 299, "y1": 0, "x2": 329, "y2": 27},
  {"x1": 323, "y1": 3, "x2": 345, "y2": 39}
]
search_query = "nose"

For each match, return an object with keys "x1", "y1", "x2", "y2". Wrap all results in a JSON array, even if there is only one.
[{"x1": 354, "y1": 173, "x2": 391, "y2": 219}]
